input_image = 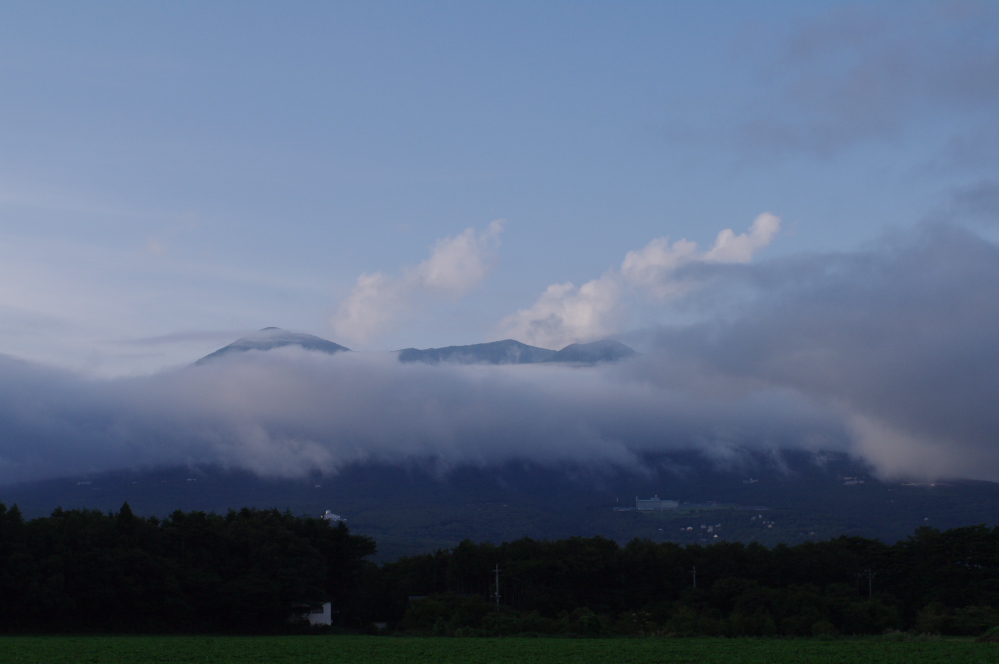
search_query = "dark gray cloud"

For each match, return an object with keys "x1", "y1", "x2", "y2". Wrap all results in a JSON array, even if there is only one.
[
  {"x1": 1, "y1": 223, "x2": 997, "y2": 484},
  {"x1": 948, "y1": 180, "x2": 999, "y2": 223},
  {"x1": 645, "y1": 223, "x2": 999, "y2": 479},
  {"x1": 739, "y1": 3, "x2": 999, "y2": 158}
]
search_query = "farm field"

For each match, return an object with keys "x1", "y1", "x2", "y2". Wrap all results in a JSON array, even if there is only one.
[{"x1": 0, "y1": 635, "x2": 996, "y2": 664}]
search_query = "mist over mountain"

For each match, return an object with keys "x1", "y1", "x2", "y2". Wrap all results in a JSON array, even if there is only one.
[
  {"x1": 551, "y1": 340, "x2": 637, "y2": 364},
  {"x1": 194, "y1": 327, "x2": 351, "y2": 365},
  {"x1": 0, "y1": 223, "x2": 997, "y2": 499},
  {"x1": 195, "y1": 329, "x2": 636, "y2": 368},
  {"x1": 398, "y1": 339, "x2": 556, "y2": 365},
  {"x1": 396, "y1": 339, "x2": 635, "y2": 365},
  {"x1": 4, "y1": 448, "x2": 998, "y2": 561},
  {"x1": 3, "y1": 2, "x2": 999, "y2": 575}
]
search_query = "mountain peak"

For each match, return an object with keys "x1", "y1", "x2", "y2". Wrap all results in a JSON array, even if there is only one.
[{"x1": 194, "y1": 328, "x2": 350, "y2": 365}]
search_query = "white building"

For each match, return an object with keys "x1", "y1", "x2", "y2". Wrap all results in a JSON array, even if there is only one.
[
  {"x1": 291, "y1": 601, "x2": 333, "y2": 626},
  {"x1": 635, "y1": 495, "x2": 679, "y2": 511}
]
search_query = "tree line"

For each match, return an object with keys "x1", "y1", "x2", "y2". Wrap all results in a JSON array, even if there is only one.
[
  {"x1": 0, "y1": 502, "x2": 375, "y2": 632},
  {"x1": 1, "y1": 501, "x2": 997, "y2": 636},
  {"x1": 384, "y1": 527, "x2": 999, "y2": 637}
]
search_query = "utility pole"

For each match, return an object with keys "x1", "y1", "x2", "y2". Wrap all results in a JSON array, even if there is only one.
[
  {"x1": 492, "y1": 564, "x2": 501, "y2": 606},
  {"x1": 691, "y1": 565, "x2": 697, "y2": 589},
  {"x1": 857, "y1": 569, "x2": 875, "y2": 596}
]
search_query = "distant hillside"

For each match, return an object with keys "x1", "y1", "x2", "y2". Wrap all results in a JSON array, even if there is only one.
[
  {"x1": 4, "y1": 449, "x2": 997, "y2": 562},
  {"x1": 552, "y1": 339, "x2": 636, "y2": 363},
  {"x1": 193, "y1": 329, "x2": 633, "y2": 367},
  {"x1": 397, "y1": 339, "x2": 555, "y2": 365},
  {"x1": 398, "y1": 339, "x2": 636, "y2": 365},
  {"x1": 194, "y1": 327, "x2": 350, "y2": 365}
]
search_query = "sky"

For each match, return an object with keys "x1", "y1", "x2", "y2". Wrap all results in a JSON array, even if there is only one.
[{"x1": 2, "y1": 2, "x2": 999, "y2": 484}]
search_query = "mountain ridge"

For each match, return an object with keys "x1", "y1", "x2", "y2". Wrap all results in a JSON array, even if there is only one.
[
  {"x1": 4, "y1": 450, "x2": 997, "y2": 562},
  {"x1": 196, "y1": 328, "x2": 637, "y2": 367},
  {"x1": 398, "y1": 338, "x2": 636, "y2": 365},
  {"x1": 194, "y1": 327, "x2": 351, "y2": 365}
]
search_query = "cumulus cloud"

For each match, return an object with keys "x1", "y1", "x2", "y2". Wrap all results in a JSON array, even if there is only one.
[
  {"x1": 330, "y1": 220, "x2": 504, "y2": 345},
  {"x1": 501, "y1": 213, "x2": 780, "y2": 349},
  {"x1": 1, "y1": 222, "x2": 997, "y2": 485}
]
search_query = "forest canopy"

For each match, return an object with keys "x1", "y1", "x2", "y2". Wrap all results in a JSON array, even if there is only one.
[{"x1": 0, "y1": 502, "x2": 997, "y2": 636}]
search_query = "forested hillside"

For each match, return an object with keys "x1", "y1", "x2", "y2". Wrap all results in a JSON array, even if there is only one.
[
  {"x1": 7, "y1": 451, "x2": 999, "y2": 562},
  {"x1": 1, "y1": 501, "x2": 997, "y2": 637}
]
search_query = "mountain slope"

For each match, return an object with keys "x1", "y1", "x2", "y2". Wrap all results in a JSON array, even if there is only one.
[
  {"x1": 193, "y1": 329, "x2": 633, "y2": 367},
  {"x1": 194, "y1": 327, "x2": 350, "y2": 365},
  {"x1": 397, "y1": 339, "x2": 556, "y2": 365},
  {"x1": 552, "y1": 340, "x2": 637, "y2": 363},
  {"x1": 6, "y1": 450, "x2": 997, "y2": 562},
  {"x1": 398, "y1": 339, "x2": 636, "y2": 365}
]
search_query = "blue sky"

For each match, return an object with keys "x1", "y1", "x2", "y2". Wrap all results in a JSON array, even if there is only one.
[
  {"x1": 3, "y1": 2, "x2": 999, "y2": 484},
  {"x1": 2, "y1": 1, "x2": 998, "y2": 376}
]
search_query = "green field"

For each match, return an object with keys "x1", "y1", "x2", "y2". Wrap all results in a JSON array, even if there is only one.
[{"x1": 0, "y1": 636, "x2": 997, "y2": 664}]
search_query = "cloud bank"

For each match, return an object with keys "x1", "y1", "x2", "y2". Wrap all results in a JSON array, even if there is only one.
[
  {"x1": 643, "y1": 222, "x2": 999, "y2": 480},
  {"x1": 501, "y1": 213, "x2": 780, "y2": 348},
  {"x1": 0, "y1": 346, "x2": 837, "y2": 486},
  {"x1": 330, "y1": 220, "x2": 504, "y2": 345},
  {"x1": 2, "y1": 221, "x2": 997, "y2": 485}
]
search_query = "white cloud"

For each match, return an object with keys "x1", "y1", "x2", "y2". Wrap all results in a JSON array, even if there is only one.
[
  {"x1": 500, "y1": 278, "x2": 625, "y2": 352},
  {"x1": 620, "y1": 238, "x2": 700, "y2": 298},
  {"x1": 704, "y1": 213, "x2": 782, "y2": 263},
  {"x1": 502, "y1": 214, "x2": 781, "y2": 348},
  {"x1": 330, "y1": 220, "x2": 505, "y2": 345}
]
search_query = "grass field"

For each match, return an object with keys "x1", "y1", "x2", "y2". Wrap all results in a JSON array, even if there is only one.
[{"x1": 0, "y1": 635, "x2": 997, "y2": 664}]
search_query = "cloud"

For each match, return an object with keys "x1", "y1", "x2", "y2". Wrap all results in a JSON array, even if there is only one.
[
  {"x1": 948, "y1": 179, "x2": 999, "y2": 224},
  {"x1": 642, "y1": 222, "x2": 999, "y2": 480},
  {"x1": 736, "y1": 3, "x2": 999, "y2": 158},
  {"x1": 0, "y1": 347, "x2": 838, "y2": 486},
  {"x1": 501, "y1": 213, "x2": 780, "y2": 349},
  {"x1": 330, "y1": 220, "x2": 504, "y2": 345},
  {"x1": 1, "y1": 222, "x2": 997, "y2": 485},
  {"x1": 705, "y1": 213, "x2": 782, "y2": 262},
  {"x1": 497, "y1": 278, "x2": 626, "y2": 354}
]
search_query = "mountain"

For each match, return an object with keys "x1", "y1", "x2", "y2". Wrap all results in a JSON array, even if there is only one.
[
  {"x1": 397, "y1": 339, "x2": 636, "y2": 365},
  {"x1": 397, "y1": 339, "x2": 556, "y2": 365},
  {"x1": 6, "y1": 450, "x2": 997, "y2": 562},
  {"x1": 194, "y1": 327, "x2": 636, "y2": 365},
  {"x1": 194, "y1": 327, "x2": 350, "y2": 365},
  {"x1": 551, "y1": 339, "x2": 637, "y2": 363},
  {"x1": 194, "y1": 330, "x2": 633, "y2": 367}
]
